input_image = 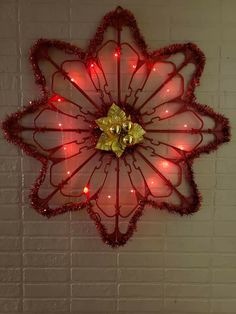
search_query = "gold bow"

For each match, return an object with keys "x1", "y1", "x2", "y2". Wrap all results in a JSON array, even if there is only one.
[{"x1": 95, "y1": 103, "x2": 145, "y2": 157}]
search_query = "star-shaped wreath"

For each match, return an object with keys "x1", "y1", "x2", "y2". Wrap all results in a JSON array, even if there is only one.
[{"x1": 1, "y1": 7, "x2": 230, "y2": 247}]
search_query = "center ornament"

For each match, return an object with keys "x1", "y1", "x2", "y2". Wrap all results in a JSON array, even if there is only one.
[
  {"x1": 96, "y1": 103, "x2": 145, "y2": 157},
  {"x1": 1, "y1": 7, "x2": 230, "y2": 247}
]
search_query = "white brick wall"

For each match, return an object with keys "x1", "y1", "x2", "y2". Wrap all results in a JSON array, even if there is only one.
[{"x1": 0, "y1": 0, "x2": 235, "y2": 313}]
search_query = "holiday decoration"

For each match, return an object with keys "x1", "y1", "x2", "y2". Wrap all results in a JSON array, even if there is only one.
[{"x1": 2, "y1": 7, "x2": 230, "y2": 247}]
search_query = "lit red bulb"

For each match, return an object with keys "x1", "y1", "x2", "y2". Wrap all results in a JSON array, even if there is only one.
[
  {"x1": 50, "y1": 95, "x2": 64, "y2": 102},
  {"x1": 162, "y1": 161, "x2": 169, "y2": 168},
  {"x1": 83, "y1": 186, "x2": 89, "y2": 194}
]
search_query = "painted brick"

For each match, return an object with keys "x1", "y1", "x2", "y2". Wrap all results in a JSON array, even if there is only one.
[
  {"x1": 0, "y1": 205, "x2": 20, "y2": 221},
  {"x1": 211, "y1": 299, "x2": 236, "y2": 313},
  {"x1": 213, "y1": 269, "x2": 236, "y2": 283},
  {"x1": 0, "y1": 22, "x2": 17, "y2": 38},
  {"x1": 71, "y1": 299, "x2": 116, "y2": 312},
  {"x1": 118, "y1": 268, "x2": 163, "y2": 282},
  {"x1": 23, "y1": 299, "x2": 69, "y2": 312},
  {"x1": 166, "y1": 221, "x2": 212, "y2": 236},
  {"x1": 23, "y1": 237, "x2": 69, "y2": 251},
  {"x1": 212, "y1": 284, "x2": 236, "y2": 298},
  {"x1": 164, "y1": 298, "x2": 209, "y2": 312},
  {"x1": 118, "y1": 298, "x2": 163, "y2": 312},
  {"x1": 20, "y1": 0, "x2": 69, "y2": 22},
  {"x1": 214, "y1": 205, "x2": 236, "y2": 220},
  {"x1": 23, "y1": 253, "x2": 69, "y2": 267},
  {"x1": 0, "y1": 222, "x2": 20, "y2": 236},
  {"x1": 0, "y1": 253, "x2": 21, "y2": 267},
  {"x1": 215, "y1": 190, "x2": 236, "y2": 205},
  {"x1": 24, "y1": 283, "x2": 69, "y2": 298},
  {"x1": 119, "y1": 253, "x2": 164, "y2": 267},
  {"x1": 21, "y1": 22, "x2": 70, "y2": 39},
  {"x1": 0, "y1": 140, "x2": 19, "y2": 156},
  {"x1": 166, "y1": 237, "x2": 211, "y2": 252},
  {"x1": 72, "y1": 268, "x2": 117, "y2": 283},
  {"x1": 0, "y1": 39, "x2": 17, "y2": 55},
  {"x1": 212, "y1": 254, "x2": 236, "y2": 267},
  {"x1": 0, "y1": 284, "x2": 20, "y2": 297},
  {"x1": 119, "y1": 283, "x2": 163, "y2": 297},
  {"x1": 0, "y1": 268, "x2": 21, "y2": 282},
  {"x1": 0, "y1": 237, "x2": 20, "y2": 251},
  {"x1": 0, "y1": 299, "x2": 20, "y2": 312},
  {"x1": 23, "y1": 222, "x2": 69, "y2": 236},
  {"x1": 23, "y1": 268, "x2": 69, "y2": 282},
  {"x1": 72, "y1": 283, "x2": 116, "y2": 297},
  {"x1": 72, "y1": 252, "x2": 117, "y2": 267},
  {"x1": 0, "y1": 157, "x2": 20, "y2": 172},
  {"x1": 165, "y1": 269, "x2": 210, "y2": 283},
  {"x1": 165, "y1": 253, "x2": 210, "y2": 268},
  {"x1": 165, "y1": 283, "x2": 210, "y2": 297},
  {"x1": 0, "y1": 173, "x2": 20, "y2": 188}
]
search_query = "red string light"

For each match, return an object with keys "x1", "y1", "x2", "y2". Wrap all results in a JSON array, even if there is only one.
[
  {"x1": 162, "y1": 161, "x2": 169, "y2": 168},
  {"x1": 83, "y1": 186, "x2": 89, "y2": 194}
]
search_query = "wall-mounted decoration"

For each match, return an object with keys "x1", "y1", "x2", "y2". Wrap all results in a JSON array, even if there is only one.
[{"x1": 2, "y1": 7, "x2": 230, "y2": 247}]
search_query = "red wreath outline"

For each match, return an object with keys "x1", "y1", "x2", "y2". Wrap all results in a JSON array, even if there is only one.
[{"x1": 1, "y1": 7, "x2": 230, "y2": 247}]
